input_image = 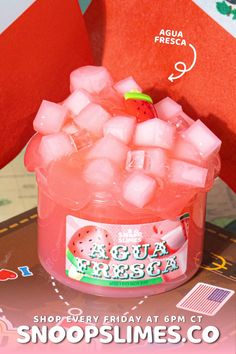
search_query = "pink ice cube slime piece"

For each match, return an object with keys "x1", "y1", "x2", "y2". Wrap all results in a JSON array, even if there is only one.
[
  {"x1": 38, "y1": 132, "x2": 75, "y2": 167},
  {"x1": 33, "y1": 100, "x2": 67, "y2": 135},
  {"x1": 63, "y1": 89, "x2": 91, "y2": 116},
  {"x1": 113, "y1": 76, "x2": 142, "y2": 95},
  {"x1": 70, "y1": 66, "x2": 113, "y2": 93},
  {"x1": 83, "y1": 158, "x2": 116, "y2": 186},
  {"x1": 134, "y1": 118, "x2": 176, "y2": 150},
  {"x1": 103, "y1": 115, "x2": 136, "y2": 144},
  {"x1": 155, "y1": 97, "x2": 195, "y2": 130},
  {"x1": 169, "y1": 159, "x2": 208, "y2": 188},
  {"x1": 87, "y1": 135, "x2": 129, "y2": 167},
  {"x1": 155, "y1": 97, "x2": 182, "y2": 120},
  {"x1": 27, "y1": 65, "x2": 221, "y2": 213},
  {"x1": 182, "y1": 119, "x2": 222, "y2": 159},
  {"x1": 74, "y1": 103, "x2": 111, "y2": 138},
  {"x1": 122, "y1": 172, "x2": 157, "y2": 208}
]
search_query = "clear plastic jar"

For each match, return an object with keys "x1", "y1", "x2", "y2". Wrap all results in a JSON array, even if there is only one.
[{"x1": 37, "y1": 169, "x2": 206, "y2": 298}]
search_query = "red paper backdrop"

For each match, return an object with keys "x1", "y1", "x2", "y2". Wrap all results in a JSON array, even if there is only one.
[
  {"x1": 85, "y1": 0, "x2": 236, "y2": 191},
  {"x1": 1, "y1": 0, "x2": 235, "y2": 192},
  {"x1": 0, "y1": 0, "x2": 92, "y2": 169}
]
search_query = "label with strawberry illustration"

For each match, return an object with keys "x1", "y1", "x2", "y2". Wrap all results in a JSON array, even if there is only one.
[{"x1": 66, "y1": 213, "x2": 190, "y2": 288}]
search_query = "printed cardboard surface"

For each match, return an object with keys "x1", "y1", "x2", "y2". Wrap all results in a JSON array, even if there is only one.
[{"x1": 0, "y1": 208, "x2": 235, "y2": 353}]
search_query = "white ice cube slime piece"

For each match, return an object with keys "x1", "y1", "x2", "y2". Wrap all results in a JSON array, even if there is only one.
[
  {"x1": 169, "y1": 159, "x2": 208, "y2": 188},
  {"x1": 75, "y1": 103, "x2": 111, "y2": 137},
  {"x1": 182, "y1": 120, "x2": 222, "y2": 159},
  {"x1": 174, "y1": 138, "x2": 201, "y2": 163},
  {"x1": 134, "y1": 118, "x2": 175, "y2": 150},
  {"x1": 155, "y1": 97, "x2": 194, "y2": 130},
  {"x1": 180, "y1": 112, "x2": 195, "y2": 126},
  {"x1": 87, "y1": 135, "x2": 129, "y2": 166},
  {"x1": 126, "y1": 150, "x2": 146, "y2": 171},
  {"x1": 114, "y1": 76, "x2": 142, "y2": 95},
  {"x1": 133, "y1": 119, "x2": 156, "y2": 146},
  {"x1": 145, "y1": 148, "x2": 167, "y2": 178},
  {"x1": 63, "y1": 90, "x2": 91, "y2": 116},
  {"x1": 122, "y1": 172, "x2": 156, "y2": 208},
  {"x1": 39, "y1": 132, "x2": 75, "y2": 166},
  {"x1": 62, "y1": 121, "x2": 79, "y2": 135},
  {"x1": 70, "y1": 66, "x2": 113, "y2": 93},
  {"x1": 33, "y1": 100, "x2": 67, "y2": 134},
  {"x1": 155, "y1": 97, "x2": 182, "y2": 120},
  {"x1": 103, "y1": 115, "x2": 136, "y2": 144},
  {"x1": 70, "y1": 128, "x2": 93, "y2": 151},
  {"x1": 126, "y1": 148, "x2": 167, "y2": 178},
  {"x1": 83, "y1": 158, "x2": 115, "y2": 186}
]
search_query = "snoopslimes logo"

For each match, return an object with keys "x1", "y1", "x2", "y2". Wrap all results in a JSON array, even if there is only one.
[{"x1": 16, "y1": 324, "x2": 221, "y2": 344}]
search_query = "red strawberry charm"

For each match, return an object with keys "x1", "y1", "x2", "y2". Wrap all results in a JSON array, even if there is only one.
[{"x1": 124, "y1": 92, "x2": 157, "y2": 123}]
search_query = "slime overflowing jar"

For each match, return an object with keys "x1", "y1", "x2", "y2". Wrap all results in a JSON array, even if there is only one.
[{"x1": 25, "y1": 66, "x2": 222, "y2": 297}]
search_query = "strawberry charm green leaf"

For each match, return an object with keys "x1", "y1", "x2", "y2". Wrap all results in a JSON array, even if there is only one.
[{"x1": 124, "y1": 92, "x2": 157, "y2": 123}]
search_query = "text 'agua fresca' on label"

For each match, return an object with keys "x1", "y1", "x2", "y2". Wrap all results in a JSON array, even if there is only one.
[
  {"x1": 154, "y1": 29, "x2": 187, "y2": 46},
  {"x1": 65, "y1": 214, "x2": 190, "y2": 288}
]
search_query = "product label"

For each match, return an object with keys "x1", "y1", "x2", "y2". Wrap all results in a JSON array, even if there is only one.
[{"x1": 65, "y1": 213, "x2": 189, "y2": 288}]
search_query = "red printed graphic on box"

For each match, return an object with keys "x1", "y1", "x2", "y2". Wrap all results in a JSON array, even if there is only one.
[{"x1": 0, "y1": 269, "x2": 18, "y2": 282}]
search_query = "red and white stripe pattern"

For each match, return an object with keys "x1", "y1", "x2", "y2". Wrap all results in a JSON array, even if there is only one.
[{"x1": 176, "y1": 282, "x2": 235, "y2": 316}]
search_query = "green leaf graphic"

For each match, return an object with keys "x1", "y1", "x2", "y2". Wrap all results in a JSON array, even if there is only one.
[{"x1": 216, "y1": 1, "x2": 232, "y2": 15}]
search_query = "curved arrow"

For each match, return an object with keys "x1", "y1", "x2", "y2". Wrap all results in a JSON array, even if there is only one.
[{"x1": 168, "y1": 43, "x2": 197, "y2": 82}]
